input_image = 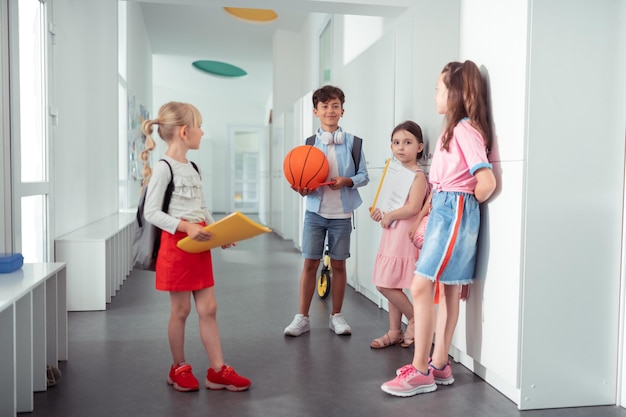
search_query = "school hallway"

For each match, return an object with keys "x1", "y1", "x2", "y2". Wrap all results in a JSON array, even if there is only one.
[{"x1": 32, "y1": 228, "x2": 626, "y2": 417}]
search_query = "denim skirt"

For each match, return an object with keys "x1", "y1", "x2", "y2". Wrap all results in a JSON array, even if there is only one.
[{"x1": 414, "y1": 191, "x2": 480, "y2": 285}]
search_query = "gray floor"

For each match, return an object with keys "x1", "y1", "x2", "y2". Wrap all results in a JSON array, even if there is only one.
[{"x1": 32, "y1": 227, "x2": 626, "y2": 417}]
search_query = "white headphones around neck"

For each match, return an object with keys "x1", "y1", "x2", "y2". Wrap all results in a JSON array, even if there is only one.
[{"x1": 317, "y1": 128, "x2": 344, "y2": 145}]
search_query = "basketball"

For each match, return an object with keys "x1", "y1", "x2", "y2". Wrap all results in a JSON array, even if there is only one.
[{"x1": 283, "y1": 145, "x2": 329, "y2": 190}]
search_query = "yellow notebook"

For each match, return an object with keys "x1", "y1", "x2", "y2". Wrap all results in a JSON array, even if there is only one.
[{"x1": 176, "y1": 212, "x2": 272, "y2": 254}]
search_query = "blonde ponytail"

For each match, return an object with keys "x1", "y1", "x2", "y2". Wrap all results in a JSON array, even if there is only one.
[{"x1": 140, "y1": 119, "x2": 157, "y2": 186}]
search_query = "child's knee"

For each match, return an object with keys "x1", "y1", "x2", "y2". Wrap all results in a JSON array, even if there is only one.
[
  {"x1": 303, "y1": 258, "x2": 320, "y2": 273},
  {"x1": 329, "y1": 259, "x2": 346, "y2": 273},
  {"x1": 171, "y1": 304, "x2": 191, "y2": 319},
  {"x1": 197, "y1": 300, "x2": 217, "y2": 319},
  {"x1": 410, "y1": 276, "x2": 433, "y2": 299}
]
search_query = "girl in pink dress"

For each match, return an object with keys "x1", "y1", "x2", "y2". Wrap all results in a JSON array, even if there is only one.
[{"x1": 369, "y1": 121, "x2": 430, "y2": 349}]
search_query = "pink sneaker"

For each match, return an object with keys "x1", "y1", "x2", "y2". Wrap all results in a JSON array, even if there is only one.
[
  {"x1": 395, "y1": 363, "x2": 414, "y2": 376},
  {"x1": 381, "y1": 364, "x2": 437, "y2": 397},
  {"x1": 430, "y1": 360, "x2": 455, "y2": 385}
]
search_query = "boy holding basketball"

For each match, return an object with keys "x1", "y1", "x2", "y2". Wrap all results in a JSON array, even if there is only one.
[{"x1": 284, "y1": 85, "x2": 369, "y2": 337}]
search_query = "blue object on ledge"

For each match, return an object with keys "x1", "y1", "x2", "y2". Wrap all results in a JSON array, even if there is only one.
[{"x1": 0, "y1": 253, "x2": 24, "y2": 273}]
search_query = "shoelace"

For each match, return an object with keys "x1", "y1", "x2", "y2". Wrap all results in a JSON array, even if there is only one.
[
  {"x1": 221, "y1": 366, "x2": 236, "y2": 377},
  {"x1": 398, "y1": 365, "x2": 417, "y2": 378}
]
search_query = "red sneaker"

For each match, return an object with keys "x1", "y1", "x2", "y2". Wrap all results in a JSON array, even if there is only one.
[
  {"x1": 167, "y1": 362, "x2": 199, "y2": 392},
  {"x1": 206, "y1": 365, "x2": 251, "y2": 392}
]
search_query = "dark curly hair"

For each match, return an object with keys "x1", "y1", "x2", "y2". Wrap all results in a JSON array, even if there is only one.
[{"x1": 312, "y1": 85, "x2": 345, "y2": 108}]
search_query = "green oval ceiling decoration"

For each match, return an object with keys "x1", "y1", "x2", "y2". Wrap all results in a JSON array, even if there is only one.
[{"x1": 192, "y1": 60, "x2": 247, "y2": 78}]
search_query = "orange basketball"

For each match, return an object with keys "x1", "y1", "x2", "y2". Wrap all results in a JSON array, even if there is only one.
[{"x1": 283, "y1": 145, "x2": 329, "y2": 190}]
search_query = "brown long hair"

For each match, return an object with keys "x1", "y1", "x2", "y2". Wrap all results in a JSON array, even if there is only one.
[{"x1": 440, "y1": 61, "x2": 491, "y2": 151}]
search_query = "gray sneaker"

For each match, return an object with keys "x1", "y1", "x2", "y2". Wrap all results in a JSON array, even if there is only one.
[
  {"x1": 329, "y1": 313, "x2": 351, "y2": 335},
  {"x1": 284, "y1": 314, "x2": 310, "y2": 336}
]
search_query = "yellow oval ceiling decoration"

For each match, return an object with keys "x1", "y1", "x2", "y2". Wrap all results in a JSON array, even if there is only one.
[{"x1": 223, "y1": 7, "x2": 277, "y2": 22}]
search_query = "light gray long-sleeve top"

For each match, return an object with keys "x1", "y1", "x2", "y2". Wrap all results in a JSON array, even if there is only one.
[{"x1": 143, "y1": 156, "x2": 214, "y2": 234}]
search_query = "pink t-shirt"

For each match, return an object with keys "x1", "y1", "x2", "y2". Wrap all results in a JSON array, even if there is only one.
[{"x1": 429, "y1": 119, "x2": 492, "y2": 193}]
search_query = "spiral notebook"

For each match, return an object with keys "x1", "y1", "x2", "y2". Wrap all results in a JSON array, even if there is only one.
[{"x1": 176, "y1": 212, "x2": 272, "y2": 253}]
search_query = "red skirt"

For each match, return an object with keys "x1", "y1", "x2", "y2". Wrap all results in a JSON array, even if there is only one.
[{"x1": 155, "y1": 227, "x2": 214, "y2": 292}]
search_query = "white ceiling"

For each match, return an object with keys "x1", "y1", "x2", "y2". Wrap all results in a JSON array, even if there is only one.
[{"x1": 129, "y1": 0, "x2": 409, "y2": 114}]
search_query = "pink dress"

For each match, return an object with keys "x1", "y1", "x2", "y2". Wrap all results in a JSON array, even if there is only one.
[{"x1": 372, "y1": 169, "x2": 429, "y2": 289}]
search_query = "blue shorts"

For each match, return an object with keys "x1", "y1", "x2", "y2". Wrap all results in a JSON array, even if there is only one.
[
  {"x1": 301, "y1": 211, "x2": 352, "y2": 260},
  {"x1": 415, "y1": 191, "x2": 480, "y2": 285}
]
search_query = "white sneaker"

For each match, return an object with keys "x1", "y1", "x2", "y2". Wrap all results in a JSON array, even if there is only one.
[
  {"x1": 284, "y1": 314, "x2": 310, "y2": 336},
  {"x1": 329, "y1": 313, "x2": 352, "y2": 335}
]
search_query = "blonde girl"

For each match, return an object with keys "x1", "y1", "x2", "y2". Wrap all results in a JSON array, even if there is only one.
[{"x1": 143, "y1": 101, "x2": 251, "y2": 393}]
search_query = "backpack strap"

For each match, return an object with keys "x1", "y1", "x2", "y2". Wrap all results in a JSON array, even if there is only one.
[
  {"x1": 160, "y1": 159, "x2": 200, "y2": 213},
  {"x1": 159, "y1": 159, "x2": 175, "y2": 214},
  {"x1": 305, "y1": 134, "x2": 362, "y2": 171},
  {"x1": 190, "y1": 161, "x2": 200, "y2": 177},
  {"x1": 352, "y1": 136, "x2": 362, "y2": 170}
]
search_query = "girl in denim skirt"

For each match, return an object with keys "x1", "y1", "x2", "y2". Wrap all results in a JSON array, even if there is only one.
[{"x1": 381, "y1": 61, "x2": 496, "y2": 397}]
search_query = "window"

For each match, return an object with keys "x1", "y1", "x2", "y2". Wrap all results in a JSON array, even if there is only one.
[
  {"x1": 19, "y1": 0, "x2": 46, "y2": 183},
  {"x1": 13, "y1": 0, "x2": 50, "y2": 262},
  {"x1": 0, "y1": 0, "x2": 8, "y2": 252},
  {"x1": 319, "y1": 19, "x2": 332, "y2": 84}
]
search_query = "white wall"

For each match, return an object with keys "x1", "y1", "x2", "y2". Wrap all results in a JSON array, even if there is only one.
[
  {"x1": 126, "y1": 3, "x2": 152, "y2": 107},
  {"x1": 271, "y1": 26, "x2": 304, "y2": 240},
  {"x1": 51, "y1": 0, "x2": 119, "y2": 237},
  {"x1": 50, "y1": 0, "x2": 153, "y2": 236},
  {"x1": 518, "y1": 0, "x2": 624, "y2": 408},
  {"x1": 125, "y1": 1, "x2": 153, "y2": 208},
  {"x1": 620, "y1": 0, "x2": 626, "y2": 407}
]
